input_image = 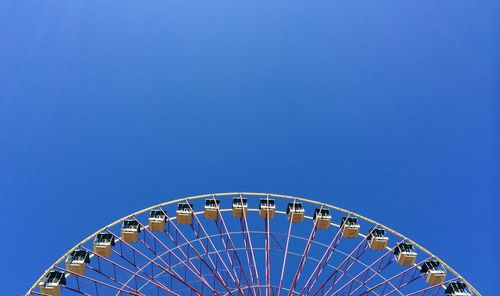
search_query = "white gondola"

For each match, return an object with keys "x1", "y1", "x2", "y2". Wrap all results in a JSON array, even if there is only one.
[
  {"x1": 148, "y1": 210, "x2": 166, "y2": 232},
  {"x1": 204, "y1": 199, "x2": 220, "y2": 220},
  {"x1": 313, "y1": 208, "x2": 331, "y2": 229},
  {"x1": 93, "y1": 232, "x2": 115, "y2": 257},
  {"x1": 341, "y1": 217, "x2": 360, "y2": 238},
  {"x1": 232, "y1": 197, "x2": 248, "y2": 218},
  {"x1": 421, "y1": 260, "x2": 446, "y2": 285},
  {"x1": 259, "y1": 198, "x2": 276, "y2": 219},
  {"x1": 367, "y1": 228, "x2": 389, "y2": 250},
  {"x1": 445, "y1": 282, "x2": 471, "y2": 296},
  {"x1": 65, "y1": 249, "x2": 90, "y2": 275},
  {"x1": 176, "y1": 203, "x2": 193, "y2": 224},
  {"x1": 121, "y1": 219, "x2": 141, "y2": 243},
  {"x1": 287, "y1": 202, "x2": 304, "y2": 222},
  {"x1": 39, "y1": 270, "x2": 66, "y2": 296},
  {"x1": 394, "y1": 243, "x2": 417, "y2": 266}
]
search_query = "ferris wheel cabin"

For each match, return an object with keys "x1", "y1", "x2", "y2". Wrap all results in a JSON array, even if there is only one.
[
  {"x1": 176, "y1": 203, "x2": 194, "y2": 224},
  {"x1": 204, "y1": 198, "x2": 220, "y2": 220},
  {"x1": 394, "y1": 242, "x2": 417, "y2": 266},
  {"x1": 341, "y1": 216, "x2": 360, "y2": 238},
  {"x1": 64, "y1": 249, "x2": 90, "y2": 275},
  {"x1": 148, "y1": 209, "x2": 166, "y2": 232},
  {"x1": 232, "y1": 197, "x2": 248, "y2": 218},
  {"x1": 421, "y1": 260, "x2": 447, "y2": 285},
  {"x1": 287, "y1": 202, "x2": 305, "y2": 222},
  {"x1": 445, "y1": 281, "x2": 471, "y2": 296},
  {"x1": 39, "y1": 270, "x2": 66, "y2": 296},
  {"x1": 93, "y1": 232, "x2": 115, "y2": 257},
  {"x1": 367, "y1": 228, "x2": 389, "y2": 250},
  {"x1": 259, "y1": 198, "x2": 276, "y2": 219},
  {"x1": 313, "y1": 208, "x2": 331, "y2": 229},
  {"x1": 121, "y1": 219, "x2": 141, "y2": 243}
]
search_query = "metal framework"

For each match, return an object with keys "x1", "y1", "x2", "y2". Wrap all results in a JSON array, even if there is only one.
[{"x1": 27, "y1": 192, "x2": 479, "y2": 296}]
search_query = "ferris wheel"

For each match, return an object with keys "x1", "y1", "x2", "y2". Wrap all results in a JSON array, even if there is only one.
[{"x1": 28, "y1": 192, "x2": 479, "y2": 296}]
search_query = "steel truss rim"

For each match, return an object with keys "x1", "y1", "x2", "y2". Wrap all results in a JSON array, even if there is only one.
[{"x1": 27, "y1": 192, "x2": 479, "y2": 295}]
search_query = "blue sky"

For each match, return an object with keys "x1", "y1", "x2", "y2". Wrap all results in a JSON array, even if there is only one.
[{"x1": 0, "y1": 1, "x2": 498, "y2": 295}]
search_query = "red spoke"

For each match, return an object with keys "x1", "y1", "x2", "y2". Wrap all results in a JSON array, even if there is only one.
[
  {"x1": 81, "y1": 246, "x2": 177, "y2": 295},
  {"x1": 106, "y1": 229, "x2": 205, "y2": 295},
  {"x1": 287, "y1": 215, "x2": 319, "y2": 295},
  {"x1": 277, "y1": 206, "x2": 295, "y2": 296},
  {"x1": 216, "y1": 201, "x2": 256, "y2": 296},
  {"x1": 188, "y1": 199, "x2": 245, "y2": 295},
  {"x1": 240, "y1": 202, "x2": 262, "y2": 296}
]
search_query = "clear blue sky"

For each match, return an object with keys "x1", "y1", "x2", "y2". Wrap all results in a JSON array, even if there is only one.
[{"x1": 0, "y1": 1, "x2": 498, "y2": 295}]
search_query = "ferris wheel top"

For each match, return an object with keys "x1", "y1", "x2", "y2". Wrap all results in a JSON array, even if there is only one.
[{"x1": 28, "y1": 192, "x2": 479, "y2": 296}]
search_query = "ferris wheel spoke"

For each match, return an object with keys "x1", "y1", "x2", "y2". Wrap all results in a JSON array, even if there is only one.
[
  {"x1": 304, "y1": 233, "x2": 369, "y2": 296},
  {"x1": 322, "y1": 239, "x2": 403, "y2": 296},
  {"x1": 299, "y1": 220, "x2": 346, "y2": 296},
  {"x1": 80, "y1": 245, "x2": 178, "y2": 295},
  {"x1": 277, "y1": 205, "x2": 294, "y2": 296},
  {"x1": 188, "y1": 199, "x2": 245, "y2": 295},
  {"x1": 53, "y1": 266, "x2": 141, "y2": 295},
  {"x1": 215, "y1": 203, "x2": 256, "y2": 296},
  {"x1": 342, "y1": 257, "x2": 393, "y2": 296},
  {"x1": 264, "y1": 206, "x2": 271, "y2": 296},
  {"x1": 345, "y1": 244, "x2": 421, "y2": 296},
  {"x1": 189, "y1": 219, "x2": 240, "y2": 295},
  {"x1": 137, "y1": 216, "x2": 226, "y2": 296},
  {"x1": 309, "y1": 213, "x2": 359, "y2": 294},
  {"x1": 106, "y1": 228, "x2": 206, "y2": 295},
  {"x1": 358, "y1": 256, "x2": 430, "y2": 296},
  {"x1": 287, "y1": 212, "x2": 319, "y2": 296},
  {"x1": 85, "y1": 265, "x2": 143, "y2": 294},
  {"x1": 311, "y1": 242, "x2": 391, "y2": 296},
  {"x1": 403, "y1": 277, "x2": 459, "y2": 296},
  {"x1": 110, "y1": 246, "x2": 175, "y2": 293},
  {"x1": 152, "y1": 211, "x2": 233, "y2": 296},
  {"x1": 241, "y1": 202, "x2": 263, "y2": 296},
  {"x1": 108, "y1": 238, "x2": 183, "y2": 294}
]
